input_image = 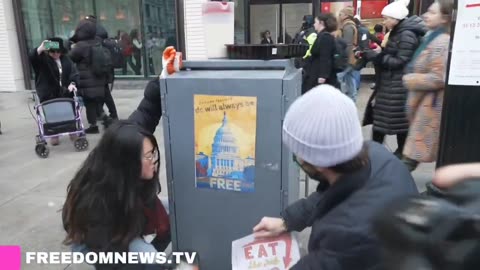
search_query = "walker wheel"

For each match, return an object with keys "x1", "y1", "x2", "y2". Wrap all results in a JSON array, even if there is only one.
[
  {"x1": 35, "y1": 144, "x2": 49, "y2": 158},
  {"x1": 74, "y1": 137, "x2": 89, "y2": 151}
]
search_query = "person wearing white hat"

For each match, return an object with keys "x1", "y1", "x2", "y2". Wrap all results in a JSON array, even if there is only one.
[
  {"x1": 253, "y1": 85, "x2": 418, "y2": 270},
  {"x1": 364, "y1": 0, "x2": 426, "y2": 159}
]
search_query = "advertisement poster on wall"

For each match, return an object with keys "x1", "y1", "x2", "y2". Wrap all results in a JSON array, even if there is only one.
[
  {"x1": 448, "y1": 0, "x2": 480, "y2": 86},
  {"x1": 194, "y1": 94, "x2": 257, "y2": 193}
]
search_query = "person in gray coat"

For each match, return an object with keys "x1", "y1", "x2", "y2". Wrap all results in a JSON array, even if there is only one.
[
  {"x1": 253, "y1": 85, "x2": 418, "y2": 270},
  {"x1": 370, "y1": 0, "x2": 426, "y2": 157}
]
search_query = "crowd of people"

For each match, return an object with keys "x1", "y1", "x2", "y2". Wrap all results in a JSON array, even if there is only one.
[{"x1": 27, "y1": 1, "x2": 480, "y2": 269}]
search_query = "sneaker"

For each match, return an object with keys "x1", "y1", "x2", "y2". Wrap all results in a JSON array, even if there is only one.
[{"x1": 85, "y1": 126, "x2": 99, "y2": 134}]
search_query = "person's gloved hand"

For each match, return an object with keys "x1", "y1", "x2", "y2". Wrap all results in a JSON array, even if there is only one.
[
  {"x1": 161, "y1": 46, "x2": 183, "y2": 77},
  {"x1": 68, "y1": 82, "x2": 77, "y2": 92}
]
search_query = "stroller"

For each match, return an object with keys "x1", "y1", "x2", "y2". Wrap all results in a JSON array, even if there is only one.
[{"x1": 34, "y1": 90, "x2": 88, "y2": 158}]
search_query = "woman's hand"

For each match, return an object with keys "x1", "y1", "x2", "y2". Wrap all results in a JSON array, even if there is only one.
[
  {"x1": 37, "y1": 40, "x2": 48, "y2": 55},
  {"x1": 253, "y1": 217, "x2": 287, "y2": 239},
  {"x1": 318, "y1": 78, "x2": 326, "y2": 84},
  {"x1": 68, "y1": 82, "x2": 77, "y2": 92}
]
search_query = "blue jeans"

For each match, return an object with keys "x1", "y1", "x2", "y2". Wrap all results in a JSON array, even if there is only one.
[
  {"x1": 337, "y1": 67, "x2": 359, "y2": 102},
  {"x1": 353, "y1": 70, "x2": 361, "y2": 90}
]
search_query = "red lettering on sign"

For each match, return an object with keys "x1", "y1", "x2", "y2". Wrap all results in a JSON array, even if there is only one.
[
  {"x1": 268, "y1": 242, "x2": 278, "y2": 256},
  {"x1": 258, "y1": 244, "x2": 268, "y2": 258},
  {"x1": 244, "y1": 246, "x2": 253, "y2": 259}
]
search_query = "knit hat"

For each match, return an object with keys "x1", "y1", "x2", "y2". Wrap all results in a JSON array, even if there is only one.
[
  {"x1": 340, "y1": 6, "x2": 355, "y2": 18},
  {"x1": 283, "y1": 85, "x2": 363, "y2": 167},
  {"x1": 382, "y1": 0, "x2": 410, "y2": 20}
]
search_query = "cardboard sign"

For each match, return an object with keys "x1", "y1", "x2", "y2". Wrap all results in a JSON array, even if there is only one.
[{"x1": 232, "y1": 233, "x2": 300, "y2": 270}]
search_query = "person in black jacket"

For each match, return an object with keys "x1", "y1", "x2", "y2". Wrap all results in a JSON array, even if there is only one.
[
  {"x1": 29, "y1": 37, "x2": 79, "y2": 103},
  {"x1": 261, "y1": 30, "x2": 274, "y2": 44},
  {"x1": 30, "y1": 37, "x2": 80, "y2": 145},
  {"x1": 85, "y1": 15, "x2": 118, "y2": 124},
  {"x1": 302, "y1": 13, "x2": 339, "y2": 93},
  {"x1": 369, "y1": 0, "x2": 426, "y2": 157},
  {"x1": 253, "y1": 85, "x2": 418, "y2": 270},
  {"x1": 70, "y1": 19, "x2": 108, "y2": 134},
  {"x1": 128, "y1": 78, "x2": 162, "y2": 134}
]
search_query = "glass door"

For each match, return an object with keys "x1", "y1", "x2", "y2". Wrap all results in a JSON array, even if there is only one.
[
  {"x1": 250, "y1": 4, "x2": 280, "y2": 44},
  {"x1": 282, "y1": 3, "x2": 312, "y2": 44}
]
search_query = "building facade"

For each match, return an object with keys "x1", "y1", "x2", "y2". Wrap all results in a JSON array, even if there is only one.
[{"x1": 0, "y1": 0, "x2": 431, "y2": 92}]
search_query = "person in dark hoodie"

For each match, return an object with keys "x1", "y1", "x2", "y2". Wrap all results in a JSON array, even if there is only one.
[
  {"x1": 253, "y1": 85, "x2": 418, "y2": 270},
  {"x1": 70, "y1": 19, "x2": 108, "y2": 134},
  {"x1": 367, "y1": 0, "x2": 426, "y2": 158},
  {"x1": 84, "y1": 15, "x2": 118, "y2": 126}
]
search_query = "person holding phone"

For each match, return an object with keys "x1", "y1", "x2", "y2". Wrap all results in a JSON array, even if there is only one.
[{"x1": 29, "y1": 37, "x2": 79, "y2": 145}]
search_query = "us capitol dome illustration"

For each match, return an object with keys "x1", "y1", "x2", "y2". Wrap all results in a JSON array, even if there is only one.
[{"x1": 196, "y1": 112, "x2": 255, "y2": 180}]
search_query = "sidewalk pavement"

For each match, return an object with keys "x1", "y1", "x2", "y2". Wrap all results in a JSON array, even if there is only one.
[{"x1": 0, "y1": 84, "x2": 434, "y2": 269}]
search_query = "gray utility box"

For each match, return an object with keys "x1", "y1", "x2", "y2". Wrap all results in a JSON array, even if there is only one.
[{"x1": 160, "y1": 59, "x2": 301, "y2": 270}]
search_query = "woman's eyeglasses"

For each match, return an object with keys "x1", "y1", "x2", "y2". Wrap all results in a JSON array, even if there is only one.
[
  {"x1": 144, "y1": 149, "x2": 159, "y2": 162},
  {"x1": 49, "y1": 50, "x2": 61, "y2": 54}
]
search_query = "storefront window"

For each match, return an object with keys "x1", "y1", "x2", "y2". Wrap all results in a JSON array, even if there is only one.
[
  {"x1": 94, "y1": 0, "x2": 144, "y2": 77},
  {"x1": 20, "y1": 0, "x2": 178, "y2": 80},
  {"x1": 234, "y1": 0, "x2": 246, "y2": 44},
  {"x1": 143, "y1": 0, "x2": 177, "y2": 77}
]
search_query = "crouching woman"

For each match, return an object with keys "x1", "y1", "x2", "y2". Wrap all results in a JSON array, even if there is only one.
[{"x1": 62, "y1": 120, "x2": 170, "y2": 268}]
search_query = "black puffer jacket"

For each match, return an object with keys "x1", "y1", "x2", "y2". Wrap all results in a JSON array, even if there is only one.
[
  {"x1": 69, "y1": 19, "x2": 106, "y2": 99},
  {"x1": 129, "y1": 79, "x2": 162, "y2": 134},
  {"x1": 373, "y1": 16, "x2": 426, "y2": 135},
  {"x1": 282, "y1": 142, "x2": 418, "y2": 270}
]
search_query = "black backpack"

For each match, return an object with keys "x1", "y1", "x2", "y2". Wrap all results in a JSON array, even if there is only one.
[
  {"x1": 102, "y1": 38, "x2": 124, "y2": 69},
  {"x1": 90, "y1": 42, "x2": 112, "y2": 77},
  {"x1": 333, "y1": 38, "x2": 349, "y2": 72}
]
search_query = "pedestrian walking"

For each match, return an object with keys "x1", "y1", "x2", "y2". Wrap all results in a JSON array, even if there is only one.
[
  {"x1": 401, "y1": 0, "x2": 453, "y2": 171},
  {"x1": 367, "y1": 0, "x2": 426, "y2": 157}
]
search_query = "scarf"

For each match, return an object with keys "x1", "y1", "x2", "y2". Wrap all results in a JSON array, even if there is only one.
[{"x1": 407, "y1": 27, "x2": 446, "y2": 72}]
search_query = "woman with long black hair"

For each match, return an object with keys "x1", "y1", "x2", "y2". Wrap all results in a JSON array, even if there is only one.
[{"x1": 62, "y1": 121, "x2": 170, "y2": 264}]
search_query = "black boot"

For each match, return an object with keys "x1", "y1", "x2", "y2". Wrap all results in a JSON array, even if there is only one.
[
  {"x1": 402, "y1": 157, "x2": 419, "y2": 172},
  {"x1": 85, "y1": 125, "x2": 99, "y2": 134}
]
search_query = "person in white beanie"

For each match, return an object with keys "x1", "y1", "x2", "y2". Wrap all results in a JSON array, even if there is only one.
[
  {"x1": 253, "y1": 85, "x2": 418, "y2": 270},
  {"x1": 364, "y1": 0, "x2": 426, "y2": 159}
]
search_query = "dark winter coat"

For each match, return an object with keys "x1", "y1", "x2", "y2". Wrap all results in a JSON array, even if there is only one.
[
  {"x1": 283, "y1": 141, "x2": 418, "y2": 270},
  {"x1": 29, "y1": 49, "x2": 79, "y2": 103},
  {"x1": 372, "y1": 16, "x2": 426, "y2": 135},
  {"x1": 69, "y1": 19, "x2": 107, "y2": 99},
  {"x1": 303, "y1": 31, "x2": 339, "y2": 93},
  {"x1": 129, "y1": 79, "x2": 162, "y2": 134}
]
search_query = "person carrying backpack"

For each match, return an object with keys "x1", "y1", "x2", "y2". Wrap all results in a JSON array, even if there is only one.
[
  {"x1": 337, "y1": 7, "x2": 360, "y2": 102},
  {"x1": 70, "y1": 18, "x2": 108, "y2": 134},
  {"x1": 302, "y1": 13, "x2": 340, "y2": 93},
  {"x1": 85, "y1": 15, "x2": 119, "y2": 127}
]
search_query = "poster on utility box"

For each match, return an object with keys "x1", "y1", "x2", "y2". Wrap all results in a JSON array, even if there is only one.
[{"x1": 194, "y1": 94, "x2": 257, "y2": 193}]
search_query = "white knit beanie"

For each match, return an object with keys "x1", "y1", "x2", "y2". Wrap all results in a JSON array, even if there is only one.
[
  {"x1": 283, "y1": 85, "x2": 363, "y2": 167},
  {"x1": 382, "y1": 0, "x2": 410, "y2": 20}
]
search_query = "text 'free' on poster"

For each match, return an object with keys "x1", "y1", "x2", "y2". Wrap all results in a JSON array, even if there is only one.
[{"x1": 194, "y1": 94, "x2": 257, "y2": 193}]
